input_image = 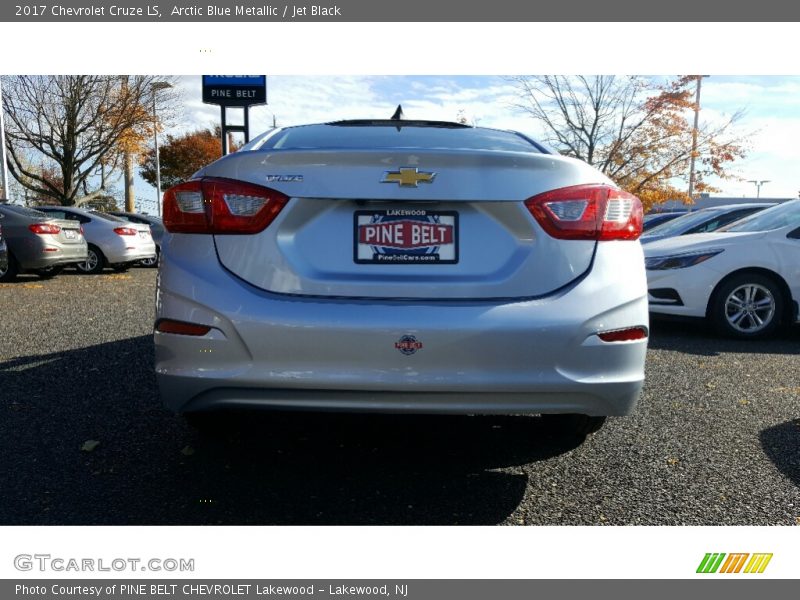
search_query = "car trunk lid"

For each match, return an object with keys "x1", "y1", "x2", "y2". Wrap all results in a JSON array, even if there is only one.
[{"x1": 197, "y1": 149, "x2": 620, "y2": 300}]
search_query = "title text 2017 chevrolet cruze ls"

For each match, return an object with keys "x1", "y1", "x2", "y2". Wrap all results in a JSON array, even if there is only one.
[{"x1": 155, "y1": 119, "x2": 648, "y2": 436}]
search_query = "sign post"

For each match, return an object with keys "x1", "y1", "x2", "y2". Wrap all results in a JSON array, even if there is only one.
[{"x1": 202, "y1": 75, "x2": 267, "y2": 155}]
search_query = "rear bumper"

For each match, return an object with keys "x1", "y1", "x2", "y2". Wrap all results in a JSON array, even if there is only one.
[
  {"x1": 21, "y1": 242, "x2": 88, "y2": 269},
  {"x1": 155, "y1": 237, "x2": 648, "y2": 415},
  {"x1": 102, "y1": 237, "x2": 156, "y2": 264}
]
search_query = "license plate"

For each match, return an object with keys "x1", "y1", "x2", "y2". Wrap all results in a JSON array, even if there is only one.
[
  {"x1": 354, "y1": 209, "x2": 459, "y2": 264},
  {"x1": 64, "y1": 230, "x2": 76, "y2": 239},
  {"x1": 139, "y1": 231, "x2": 149, "y2": 239}
]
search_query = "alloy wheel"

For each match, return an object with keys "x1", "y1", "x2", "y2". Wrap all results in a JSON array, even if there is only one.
[
  {"x1": 80, "y1": 249, "x2": 99, "y2": 272},
  {"x1": 724, "y1": 283, "x2": 776, "y2": 334}
]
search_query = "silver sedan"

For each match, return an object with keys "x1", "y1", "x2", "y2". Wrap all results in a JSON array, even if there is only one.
[
  {"x1": 155, "y1": 119, "x2": 648, "y2": 435},
  {"x1": 35, "y1": 206, "x2": 156, "y2": 274}
]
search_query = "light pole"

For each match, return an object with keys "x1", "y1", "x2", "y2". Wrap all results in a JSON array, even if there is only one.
[
  {"x1": 747, "y1": 180, "x2": 770, "y2": 199},
  {"x1": 151, "y1": 81, "x2": 173, "y2": 216},
  {"x1": 0, "y1": 77, "x2": 10, "y2": 200},
  {"x1": 687, "y1": 75, "x2": 709, "y2": 200}
]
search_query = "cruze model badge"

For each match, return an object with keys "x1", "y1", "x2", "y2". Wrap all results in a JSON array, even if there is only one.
[
  {"x1": 381, "y1": 168, "x2": 436, "y2": 187},
  {"x1": 395, "y1": 335, "x2": 423, "y2": 355},
  {"x1": 266, "y1": 175, "x2": 303, "y2": 183}
]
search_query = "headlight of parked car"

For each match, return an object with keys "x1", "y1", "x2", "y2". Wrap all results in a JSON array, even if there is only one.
[{"x1": 644, "y1": 249, "x2": 724, "y2": 270}]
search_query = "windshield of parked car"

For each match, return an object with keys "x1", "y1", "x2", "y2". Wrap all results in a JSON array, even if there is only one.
[
  {"x1": 724, "y1": 201, "x2": 800, "y2": 232},
  {"x1": 0, "y1": 204, "x2": 49, "y2": 219},
  {"x1": 642, "y1": 209, "x2": 724, "y2": 237},
  {"x1": 259, "y1": 124, "x2": 542, "y2": 153}
]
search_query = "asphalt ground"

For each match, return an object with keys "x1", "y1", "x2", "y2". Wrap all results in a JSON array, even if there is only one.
[{"x1": 0, "y1": 268, "x2": 798, "y2": 525}]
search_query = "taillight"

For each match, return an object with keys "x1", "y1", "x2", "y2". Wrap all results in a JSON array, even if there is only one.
[
  {"x1": 114, "y1": 227, "x2": 138, "y2": 236},
  {"x1": 155, "y1": 319, "x2": 212, "y2": 336},
  {"x1": 525, "y1": 184, "x2": 643, "y2": 241},
  {"x1": 598, "y1": 327, "x2": 648, "y2": 342},
  {"x1": 163, "y1": 177, "x2": 289, "y2": 234},
  {"x1": 80, "y1": 225, "x2": 84, "y2": 236},
  {"x1": 29, "y1": 223, "x2": 61, "y2": 235}
]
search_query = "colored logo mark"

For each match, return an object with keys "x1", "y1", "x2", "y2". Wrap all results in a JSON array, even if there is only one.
[{"x1": 696, "y1": 553, "x2": 773, "y2": 574}]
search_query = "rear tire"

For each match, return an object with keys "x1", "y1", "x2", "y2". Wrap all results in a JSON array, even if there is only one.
[
  {"x1": 0, "y1": 254, "x2": 19, "y2": 282},
  {"x1": 544, "y1": 414, "x2": 607, "y2": 437},
  {"x1": 35, "y1": 265, "x2": 64, "y2": 279},
  {"x1": 77, "y1": 245, "x2": 105, "y2": 275},
  {"x1": 710, "y1": 273, "x2": 784, "y2": 339}
]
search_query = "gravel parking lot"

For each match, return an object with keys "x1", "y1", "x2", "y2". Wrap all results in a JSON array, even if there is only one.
[{"x1": 1, "y1": 269, "x2": 798, "y2": 525}]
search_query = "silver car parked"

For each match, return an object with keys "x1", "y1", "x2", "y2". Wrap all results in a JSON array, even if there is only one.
[
  {"x1": 108, "y1": 212, "x2": 165, "y2": 267},
  {"x1": 0, "y1": 203, "x2": 87, "y2": 281},
  {"x1": 155, "y1": 119, "x2": 648, "y2": 435},
  {"x1": 35, "y1": 206, "x2": 156, "y2": 274}
]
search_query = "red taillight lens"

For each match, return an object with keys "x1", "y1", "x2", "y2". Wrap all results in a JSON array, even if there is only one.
[
  {"x1": 525, "y1": 184, "x2": 643, "y2": 241},
  {"x1": 114, "y1": 227, "x2": 138, "y2": 236},
  {"x1": 598, "y1": 327, "x2": 648, "y2": 342},
  {"x1": 80, "y1": 225, "x2": 84, "y2": 235},
  {"x1": 163, "y1": 177, "x2": 289, "y2": 234},
  {"x1": 29, "y1": 223, "x2": 61, "y2": 235},
  {"x1": 155, "y1": 319, "x2": 211, "y2": 336}
]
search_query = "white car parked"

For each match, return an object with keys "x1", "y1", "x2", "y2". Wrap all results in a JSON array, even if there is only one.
[{"x1": 645, "y1": 200, "x2": 800, "y2": 338}]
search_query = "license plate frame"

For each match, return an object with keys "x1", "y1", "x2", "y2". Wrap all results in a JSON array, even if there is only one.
[{"x1": 353, "y1": 209, "x2": 459, "y2": 265}]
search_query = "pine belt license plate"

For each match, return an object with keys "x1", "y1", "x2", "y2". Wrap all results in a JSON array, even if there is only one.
[{"x1": 354, "y1": 209, "x2": 459, "y2": 264}]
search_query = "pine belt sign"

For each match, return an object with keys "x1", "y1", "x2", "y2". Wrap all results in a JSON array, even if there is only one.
[{"x1": 202, "y1": 75, "x2": 267, "y2": 107}]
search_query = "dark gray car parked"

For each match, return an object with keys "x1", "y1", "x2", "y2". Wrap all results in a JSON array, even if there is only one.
[
  {"x1": 0, "y1": 214, "x2": 8, "y2": 274},
  {"x1": 0, "y1": 203, "x2": 88, "y2": 282}
]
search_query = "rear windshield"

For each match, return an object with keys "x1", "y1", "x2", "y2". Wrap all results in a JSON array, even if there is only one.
[
  {"x1": 88, "y1": 210, "x2": 125, "y2": 222},
  {"x1": 259, "y1": 123, "x2": 541, "y2": 153},
  {"x1": 0, "y1": 204, "x2": 48, "y2": 218}
]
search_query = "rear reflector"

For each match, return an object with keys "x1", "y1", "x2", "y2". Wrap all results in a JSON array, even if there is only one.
[
  {"x1": 163, "y1": 177, "x2": 289, "y2": 234},
  {"x1": 155, "y1": 319, "x2": 212, "y2": 336},
  {"x1": 29, "y1": 223, "x2": 62, "y2": 235},
  {"x1": 525, "y1": 184, "x2": 643, "y2": 241},
  {"x1": 598, "y1": 327, "x2": 648, "y2": 342},
  {"x1": 114, "y1": 227, "x2": 138, "y2": 236}
]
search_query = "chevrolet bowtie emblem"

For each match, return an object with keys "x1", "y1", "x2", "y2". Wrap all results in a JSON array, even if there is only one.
[{"x1": 381, "y1": 168, "x2": 437, "y2": 187}]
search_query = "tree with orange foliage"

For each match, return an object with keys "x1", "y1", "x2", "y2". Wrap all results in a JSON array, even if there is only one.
[
  {"x1": 510, "y1": 76, "x2": 748, "y2": 211},
  {"x1": 139, "y1": 127, "x2": 225, "y2": 189},
  {"x1": 1, "y1": 75, "x2": 179, "y2": 207}
]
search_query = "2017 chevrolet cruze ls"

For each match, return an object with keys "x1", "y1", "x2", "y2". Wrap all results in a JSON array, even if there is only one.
[{"x1": 155, "y1": 119, "x2": 648, "y2": 435}]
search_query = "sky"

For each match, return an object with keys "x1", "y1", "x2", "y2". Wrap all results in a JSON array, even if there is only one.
[{"x1": 128, "y1": 75, "x2": 800, "y2": 211}]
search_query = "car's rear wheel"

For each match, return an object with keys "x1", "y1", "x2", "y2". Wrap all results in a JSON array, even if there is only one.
[
  {"x1": 77, "y1": 245, "x2": 105, "y2": 275},
  {"x1": 710, "y1": 273, "x2": 784, "y2": 339},
  {"x1": 0, "y1": 254, "x2": 19, "y2": 282},
  {"x1": 544, "y1": 414, "x2": 607, "y2": 437},
  {"x1": 35, "y1": 265, "x2": 64, "y2": 279}
]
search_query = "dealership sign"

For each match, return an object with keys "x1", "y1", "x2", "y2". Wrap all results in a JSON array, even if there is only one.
[{"x1": 202, "y1": 75, "x2": 267, "y2": 106}]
